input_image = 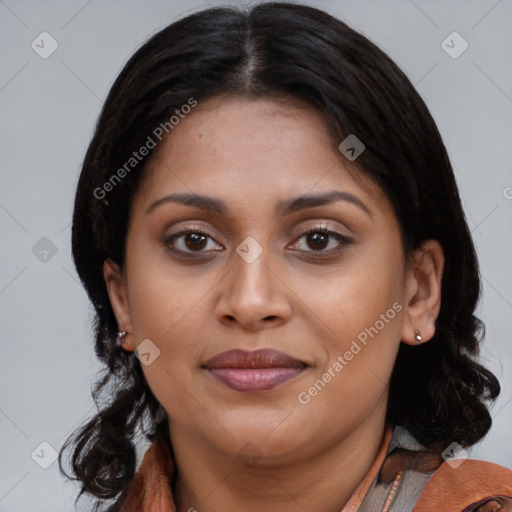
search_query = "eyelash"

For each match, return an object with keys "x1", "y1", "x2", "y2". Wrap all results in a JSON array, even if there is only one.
[{"x1": 163, "y1": 225, "x2": 352, "y2": 259}]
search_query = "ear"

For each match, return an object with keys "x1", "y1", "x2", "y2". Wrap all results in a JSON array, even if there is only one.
[
  {"x1": 103, "y1": 258, "x2": 134, "y2": 351},
  {"x1": 401, "y1": 239, "x2": 445, "y2": 346}
]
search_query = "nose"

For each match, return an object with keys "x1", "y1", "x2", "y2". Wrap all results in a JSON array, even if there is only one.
[{"x1": 215, "y1": 242, "x2": 293, "y2": 332}]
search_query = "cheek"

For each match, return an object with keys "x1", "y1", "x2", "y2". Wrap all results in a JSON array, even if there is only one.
[
  {"x1": 295, "y1": 280, "x2": 403, "y2": 435},
  {"x1": 126, "y1": 245, "x2": 209, "y2": 341},
  {"x1": 124, "y1": 247, "x2": 215, "y2": 380},
  {"x1": 293, "y1": 244, "x2": 405, "y2": 403},
  {"x1": 125, "y1": 257, "x2": 208, "y2": 421},
  {"x1": 292, "y1": 246, "x2": 405, "y2": 345}
]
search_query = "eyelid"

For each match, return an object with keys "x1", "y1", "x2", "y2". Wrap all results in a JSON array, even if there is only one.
[
  {"x1": 164, "y1": 222, "x2": 224, "y2": 242},
  {"x1": 289, "y1": 220, "x2": 352, "y2": 241},
  {"x1": 164, "y1": 220, "x2": 347, "y2": 241}
]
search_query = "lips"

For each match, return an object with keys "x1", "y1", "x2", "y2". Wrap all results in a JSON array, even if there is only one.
[{"x1": 204, "y1": 349, "x2": 308, "y2": 392}]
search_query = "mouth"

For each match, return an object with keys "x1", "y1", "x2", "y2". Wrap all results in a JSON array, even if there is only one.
[{"x1": 203, "y1": 349, "x2": 309, "y2": 393}]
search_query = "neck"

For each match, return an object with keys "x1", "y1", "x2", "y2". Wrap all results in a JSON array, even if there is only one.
[{"x1": 170, "y1": 402, "x2": 389, "y2": 512}]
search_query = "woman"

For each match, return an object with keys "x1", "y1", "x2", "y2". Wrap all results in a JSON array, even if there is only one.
[{"x1": 59, "y1": 2, "x2": 512, "y2": 511}]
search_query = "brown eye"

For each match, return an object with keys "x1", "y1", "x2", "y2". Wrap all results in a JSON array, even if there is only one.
[
  {"x1": 290, "y1": 227, "x2": 351, "y2": 255},
  {"x1": 165, "y1": 229, "x2": 223, "y2": 255},
  {"x1": 306, "y1": 231, "x2": 329, "y2": 250},
  {"x1": 184, "y1": 232, "x2": 207, "y2": 251}
]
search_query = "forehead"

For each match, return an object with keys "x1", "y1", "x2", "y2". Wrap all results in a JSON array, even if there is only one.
[{"x1": 134, "y1": 96, "x2": 391, "y2": 219}]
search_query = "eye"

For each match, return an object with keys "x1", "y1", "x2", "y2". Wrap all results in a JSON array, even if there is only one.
[
  {"x1": 164, "y1": 228, "x2": 224, "y2": 255},
  {"x1": 288, "y1": 226, "x2": 351, "y2": 255}
]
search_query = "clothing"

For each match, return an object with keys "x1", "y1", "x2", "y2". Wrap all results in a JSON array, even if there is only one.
[{"x1": 119, "y1": 426, "x2": 512, "y2": 511}]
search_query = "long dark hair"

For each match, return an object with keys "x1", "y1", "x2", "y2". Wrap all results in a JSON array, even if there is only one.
[{"x1": 59, "y1": 2, "x2": 500, "y2": 510}]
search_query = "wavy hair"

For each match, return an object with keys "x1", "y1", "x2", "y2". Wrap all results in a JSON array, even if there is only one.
[{"x1": 59, "y1": 3, "x2": 500, "y2": 510}]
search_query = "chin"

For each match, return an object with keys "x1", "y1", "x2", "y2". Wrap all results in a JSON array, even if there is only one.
[{"x1": 209, "y1": 415, "x2": 318, "y2": 460}]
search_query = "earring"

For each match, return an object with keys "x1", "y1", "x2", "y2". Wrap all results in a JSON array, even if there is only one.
[
  {"x1": 116, "y1": 330, "x2": 128, "y2": 348},
  {"x1": 413, "y1": 329, "x2": 423, "y2": 343}
]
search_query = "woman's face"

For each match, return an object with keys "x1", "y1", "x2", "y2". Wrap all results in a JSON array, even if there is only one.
[{"x1": 105, "y1": 96, "x2": 440, "y2": 463}]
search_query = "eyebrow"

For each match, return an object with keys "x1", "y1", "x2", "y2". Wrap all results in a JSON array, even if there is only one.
[{"x1": 146, "y1": 190, "x2": 372, "y2": 217}]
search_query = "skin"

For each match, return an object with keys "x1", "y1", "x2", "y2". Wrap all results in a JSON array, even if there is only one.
[{"x1": 104, "y1": 96, "x2": 444, "y2": 512}]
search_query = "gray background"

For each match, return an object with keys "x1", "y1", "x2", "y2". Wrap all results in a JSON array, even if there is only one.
[{"x1": 1, "y1": 0, "x2": 511, "y2": 510}]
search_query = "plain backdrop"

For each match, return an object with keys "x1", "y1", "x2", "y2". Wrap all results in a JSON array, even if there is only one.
[{"x1": 0, "y1": 0, "x2": 511, "y2": 510}]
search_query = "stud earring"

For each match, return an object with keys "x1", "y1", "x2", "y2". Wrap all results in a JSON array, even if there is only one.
[
  {"x1": 413, "y1": 329, "x2": 423, "y2": 343},
  {"x1": 116, "y1": 330, "x2": 128, "y2": 348}
]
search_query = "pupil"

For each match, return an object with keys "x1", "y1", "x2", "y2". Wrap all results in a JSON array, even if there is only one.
[
  {"x1": 308, "y1": 232, "x2": 328, "y2": 250},
  {"x1": 186, "y1": 233, "x2": 207, "y2": 250}
]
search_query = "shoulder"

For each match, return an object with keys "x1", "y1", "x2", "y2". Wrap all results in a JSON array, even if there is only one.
[{"x1": 413, "y1": 459, "x2": 512, "y2": 511}]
